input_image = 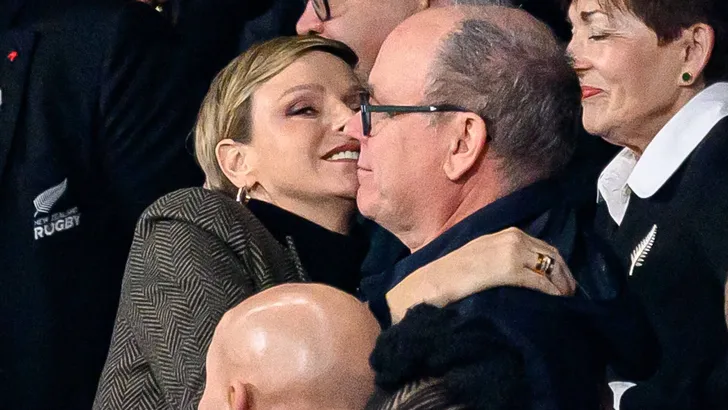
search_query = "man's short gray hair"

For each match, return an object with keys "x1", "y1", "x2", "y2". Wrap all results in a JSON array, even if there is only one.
[{"x1": 425, "y1": 10, "x2": 580, "y2": 189}]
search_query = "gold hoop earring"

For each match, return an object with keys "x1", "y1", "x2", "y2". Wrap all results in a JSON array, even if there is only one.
[{"x1": 236, "y1": 186, "x2": 251, "y2": 204}]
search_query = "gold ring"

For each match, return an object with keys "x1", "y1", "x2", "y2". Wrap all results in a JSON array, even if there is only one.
[{"x1": 534, "y1": 253, "x2": 555, "y2": 278}]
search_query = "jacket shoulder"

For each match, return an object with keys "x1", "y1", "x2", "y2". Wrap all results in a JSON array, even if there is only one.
[
  {"x1": 139, "y1": 188, "x2": 265, "y2": 246},
  {"x1": 136, "y1": 187, "x2": 305, "y2": 286},
  {"x1": 687, "y1": 117, "x2": 728, "y2": 174}
]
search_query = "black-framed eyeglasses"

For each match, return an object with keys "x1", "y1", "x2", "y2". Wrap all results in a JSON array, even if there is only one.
[
  {"x1": 359, "y1": 92, "x2": 471, "y2": 136},
  {"x1": 312, "y1": 0, "x2": 331, "y2": 22}
]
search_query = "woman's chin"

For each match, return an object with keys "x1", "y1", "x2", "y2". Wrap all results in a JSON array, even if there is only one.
[{"x1": 581, "y1": 116, "x2": 608, "y2": 140}]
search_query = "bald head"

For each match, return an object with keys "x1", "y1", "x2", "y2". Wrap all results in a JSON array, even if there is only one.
[{"x1": 199, "y1": 284, "x2": 381, "y2": 410}]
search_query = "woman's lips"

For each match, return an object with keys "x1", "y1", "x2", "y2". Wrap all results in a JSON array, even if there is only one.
[{"x1": 581, "y1": 86, "x2": 604, "y2": 100}]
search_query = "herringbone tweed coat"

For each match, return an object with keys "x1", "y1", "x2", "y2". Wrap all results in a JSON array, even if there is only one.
[{"x1": 93, "y1": 187, "x2": 307, "y2": 409}]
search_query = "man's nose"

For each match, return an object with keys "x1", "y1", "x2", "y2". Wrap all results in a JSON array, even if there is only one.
[
  {"x1": 343, "y1": 111, "x2": 366, "y2": 143},
  {"x1": 296, "y1": 1, "x2": 323, "y2": 35}
]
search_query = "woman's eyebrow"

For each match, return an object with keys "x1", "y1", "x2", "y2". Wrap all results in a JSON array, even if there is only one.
[
  {"x1": 280, "y1": 83, "x2": 325, "y2": 98},
  {"x1": 581, "y1": 9, "x2": 608, "y2": 22}
]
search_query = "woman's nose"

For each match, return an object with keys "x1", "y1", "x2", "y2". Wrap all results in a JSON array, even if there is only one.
[
  {"x1": 566, "y1": 42, "x2": 589, "y2": 72},
  {"x1": 343, "y1": 111, "x2": 366, "y2": 142}
]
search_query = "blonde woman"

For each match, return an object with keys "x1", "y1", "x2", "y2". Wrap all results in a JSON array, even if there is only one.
[
  {"x1": 93, "y1": 35, "x2": 368, "y2": 410},
  {"x1": 93, "y1": 35, "x2": 574, "y2": 409}
]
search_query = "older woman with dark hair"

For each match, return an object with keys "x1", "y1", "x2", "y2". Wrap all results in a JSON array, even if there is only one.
[
  {"x1": 425, "y1": 0, "x2": 728, "y2": 408},
  {"x1": 565, "y1": 0, "x2": 728, "y2": 409}
]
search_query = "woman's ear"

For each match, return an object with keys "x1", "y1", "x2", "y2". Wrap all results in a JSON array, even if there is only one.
[
  {"x1": 216, "y1": 139, "x2": 257, "y2": 190},
  {"x1": 680, "y1": 23, "x2": 715, "y2": 85}
]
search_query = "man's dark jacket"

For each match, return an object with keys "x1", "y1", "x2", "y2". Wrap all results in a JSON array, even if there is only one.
[
  {"x1": 0, "y1": 2, "x2": 203, "y2": 408},
  {"x1": 362, "y1": 180, "x2": 659, "y2": 410}
]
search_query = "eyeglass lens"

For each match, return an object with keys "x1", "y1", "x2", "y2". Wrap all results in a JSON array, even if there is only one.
[{"x1": 312, "y1": 0, "x2": 330, "y2": 21}]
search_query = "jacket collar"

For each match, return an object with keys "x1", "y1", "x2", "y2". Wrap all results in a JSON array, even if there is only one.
[{"x1": 598, "y1": 82, "x2": 728, "y2": 224}]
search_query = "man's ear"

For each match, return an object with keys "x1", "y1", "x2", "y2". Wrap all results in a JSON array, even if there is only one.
[
  {"x1": 443, "y1": 114, "x2": 488, "y2": 181},
  {"x1": 229, "y1": 381, "x2": 251, "y2": 410},
  {"x1": 216, "y1": 139, "x2": 257, "y2": 190},
  {"x1": 679, "y1": 23, "x2": 714, "y2": 86}
]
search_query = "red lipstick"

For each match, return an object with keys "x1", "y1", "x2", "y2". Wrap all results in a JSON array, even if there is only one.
[{"x1": 581, "y1": 86, "x2": 603, "y2": 100}]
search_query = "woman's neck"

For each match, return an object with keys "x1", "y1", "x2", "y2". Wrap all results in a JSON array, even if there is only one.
[
  {"x1": 250, "y1": 194, "x2": 357, "y2": 235},
  {"x1": 622, "y1": 85, "x2": 704, "y2": 156}
]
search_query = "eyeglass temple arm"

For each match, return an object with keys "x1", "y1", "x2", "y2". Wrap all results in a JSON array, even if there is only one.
[{"x1": 365, "y1": 105, "x2": 440, "y2": 113}]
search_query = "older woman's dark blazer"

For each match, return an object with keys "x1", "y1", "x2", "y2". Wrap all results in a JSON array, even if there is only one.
[{"x1": 93, "y1": 188, "x2": 307, "y2": 410}]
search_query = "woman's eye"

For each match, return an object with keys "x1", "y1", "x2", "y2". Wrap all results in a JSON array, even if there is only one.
[
  {"x1": 288, "y1": 105, "x2": 318, "y2": 116},
  {"x1": 588, "y1": 33, "x2": 609, "y2": 41}
]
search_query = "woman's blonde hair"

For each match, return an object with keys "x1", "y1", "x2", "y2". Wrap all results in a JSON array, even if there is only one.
[{"x1": 195, "y1": 35, "x2": 358, "y2": 195}]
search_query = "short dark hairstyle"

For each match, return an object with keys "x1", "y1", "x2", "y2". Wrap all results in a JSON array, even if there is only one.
[
  {"x1": 366, "y1": 304, "x2": 529, "y2": 410},
  {"x1": 565, "y1": 0, "x2": 728, "y2": 83},
  {"x1": 426, "y1": 12, "x2": 581, "y2": 189}
]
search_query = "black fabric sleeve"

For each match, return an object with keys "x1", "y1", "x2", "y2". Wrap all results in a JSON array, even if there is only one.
[{"x1": 97, "y1": 2, "x2": 202, "y2": 229}]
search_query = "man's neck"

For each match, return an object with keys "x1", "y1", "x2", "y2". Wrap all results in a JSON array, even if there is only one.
[{"x1": 398, "y1": 181, "x2": 505, "y2": 253}]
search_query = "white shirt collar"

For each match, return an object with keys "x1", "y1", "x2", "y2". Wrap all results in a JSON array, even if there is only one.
[
  {"x1": 597, "y1": 149, "x2": 638, "y2": 225},
  {"x1": 598, "y1": 82, "x2": 728, "y2": 225}
]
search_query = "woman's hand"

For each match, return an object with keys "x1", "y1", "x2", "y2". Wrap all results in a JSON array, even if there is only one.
[{"x1": 386, "y1": 227, "x2": 576, "y2": 323}]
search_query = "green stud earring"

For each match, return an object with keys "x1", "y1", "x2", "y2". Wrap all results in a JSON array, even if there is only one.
[{"x1": 682, "y1": 72, "x2": 693, "y2": 82}]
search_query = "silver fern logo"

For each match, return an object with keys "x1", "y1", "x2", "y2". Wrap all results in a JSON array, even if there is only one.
[
  {"x1": 33, "y1": 178, "x2": 67, "y2": 217},
  {"x1": 32, "y1": 179, "x2": 81, "y2": 240},
  {"x1": 629, "y1": 225, "x2": 657, "y2": 276}
]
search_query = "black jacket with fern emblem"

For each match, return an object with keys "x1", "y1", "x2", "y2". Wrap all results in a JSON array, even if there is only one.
[{"x1": 595, "y1": 117, "x2": 728, "y2": 410}]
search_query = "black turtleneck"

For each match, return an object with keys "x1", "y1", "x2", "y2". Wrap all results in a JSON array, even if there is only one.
[{"x1": 246, "y1": 199, "x2": 367, "y2": 295}]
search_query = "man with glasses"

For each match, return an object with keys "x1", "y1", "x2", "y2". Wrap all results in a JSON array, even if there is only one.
[
  {"x1": 297, "y1": 0, "x2": 512, "y2": 75},
  {"x1": 299, "y1": 0, "x2": 621, "y2": 278},
  {"x1": 297, "y1": 0, "x2": 515, "y2": 278},
  {"x1": 344, "y1": 5, "x2": 658, "y2": 408}
]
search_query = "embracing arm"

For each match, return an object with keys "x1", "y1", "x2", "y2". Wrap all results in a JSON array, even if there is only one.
[{"x1": 385, "y1": 228, "x2": 575, "y2": 324}]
